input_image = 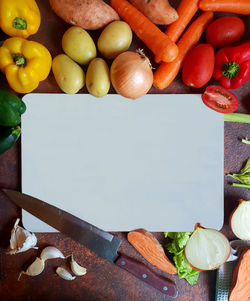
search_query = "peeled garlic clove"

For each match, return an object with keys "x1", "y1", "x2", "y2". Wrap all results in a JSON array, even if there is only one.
[
  {"x1": 40, "y1": 246, "x2": 65, "y2": 261},
  {"x1": 56, "y1": 267, "x2": 76, "y2": 280},
  {"x1": 70, "y1": 254, "x2": 87, "y2": 276},
  {"x1": 18, "y1": 257, "x2": 45, "y2": 280},
  {"x1": 8, "y1": 218, "x2": 37, "y2": 254}
]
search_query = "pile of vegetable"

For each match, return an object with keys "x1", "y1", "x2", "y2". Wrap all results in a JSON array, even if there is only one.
[
  {"x1": 47, "y1": 0, "x2": 249, "y2": 113},
  {"x1": 0, "y1": 0, "x2": 249, "y2": 295},
  {"x1": 0, "y1": 0, "x2": 249, "y2": 113}
]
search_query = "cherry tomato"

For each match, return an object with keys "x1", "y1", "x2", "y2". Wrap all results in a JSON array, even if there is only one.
[
  {"x1": 202, "y1": 85, "x2": 239, "y2": 113},
  {"x1": 206, "y1": 17, "x2": 245, "y2": 48},
  {"x1": 182, "y1": 44, "x2": 214, "y2": 88}
]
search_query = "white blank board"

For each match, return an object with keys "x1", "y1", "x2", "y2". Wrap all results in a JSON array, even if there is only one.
[{"x1": 21, "y1": 94, "x2": 224, "y2": 232}]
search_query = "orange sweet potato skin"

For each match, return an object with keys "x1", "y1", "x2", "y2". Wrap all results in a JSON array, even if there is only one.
[
  {"x1": 128, "y1": 229, "x2": 177, "y2": 274},
  {"x1": 229, "y1": 247, "x2": 250, "y2": 301},
  {"x1": 49, "y1": 0, "x2": 120, "y2": 30},
  {"x1": 129, "y1": 0, "x2": 178, "y2": 25}
]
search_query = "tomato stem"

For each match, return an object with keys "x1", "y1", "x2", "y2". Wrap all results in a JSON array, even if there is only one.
[{"x1": 222, "y1": 62, "x2": 239, "y2": 79}]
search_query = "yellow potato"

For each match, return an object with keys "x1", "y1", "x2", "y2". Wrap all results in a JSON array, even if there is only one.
[
  {"x1": 52, "y1": 54, "x2": 85, "y2": 94},
  {"x1": 97, "y1": 21, "x2": 132, "y2": 59},
  {"x1": 86, "y1": 58, "x2": 110, "y2": 97},
  {"x1": 62, "y1": 26, "x2": 96, "y2": 65}
]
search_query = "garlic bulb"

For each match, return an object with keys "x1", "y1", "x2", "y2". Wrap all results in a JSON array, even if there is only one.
[
  {"x1": 70, "y1": 254, "x2": 87, "y2": 276},
  {"x1": 40, "y1": 246, "x2": 65, "y2": 261},
  {"x1": 8, "y1": 218, "x2": 37, "y2": 254},
  {"x1": 56, "y1": 267, "x2": 76, "y2": 280},
  {"x1": 18, "y1": 257, "x2": 45, "y2": 280}
]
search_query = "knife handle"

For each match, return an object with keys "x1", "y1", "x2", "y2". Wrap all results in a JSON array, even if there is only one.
[{"x1": 115, "y1": 254, "x2": 177, "y2": 297}]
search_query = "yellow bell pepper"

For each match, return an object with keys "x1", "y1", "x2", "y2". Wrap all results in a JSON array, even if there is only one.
[
  {"x1": 0, "y1": 37, "x2": 52, "y2": 93},
  {"x1": 0, "y1": 0, "x2": 41, "y2": 38}
]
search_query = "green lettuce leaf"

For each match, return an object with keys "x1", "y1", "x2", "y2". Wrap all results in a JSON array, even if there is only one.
[{"x1": 165, "y1": 232, "x2": 199, "y2": 286}]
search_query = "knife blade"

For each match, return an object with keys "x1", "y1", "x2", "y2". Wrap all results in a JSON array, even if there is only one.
[{"x1": 3, "y1": 189, "x2": 177, "y2": 297}]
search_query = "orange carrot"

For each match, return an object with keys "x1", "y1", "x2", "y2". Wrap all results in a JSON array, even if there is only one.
[
  {"x1": 165, "y1": 0, "x2": 200, "y2": 43},
  {"x1": 153, "y1": 12, "x2": 213, "y2": 90},
  {"x1": 128, "y1": 229, "x2": 177, "y2": 275},
  {"x1": 200, "y1": 0, "x2": 250, "y2": 15},
  {"x1": 228, "y1": 247, "x2": 250, "y2": 301},
  {"x1": 111, "y1": 0, "x2": 179, "y2": 63}
]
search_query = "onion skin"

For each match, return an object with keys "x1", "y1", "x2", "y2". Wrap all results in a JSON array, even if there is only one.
[
  {"x1": 185, "y1": 225, "x2": 231, "y2": 271},
  {"x1": 229, "y1": 200, "x2": 250, "y2": 240},
  {"x1": 110, "y1": 51, "x2": 153, "y2": 99}
]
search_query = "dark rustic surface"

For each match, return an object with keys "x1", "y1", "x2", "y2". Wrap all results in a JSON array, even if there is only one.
[{"x1": 0, "y1": 0, "x2": 250, "y2": 300}]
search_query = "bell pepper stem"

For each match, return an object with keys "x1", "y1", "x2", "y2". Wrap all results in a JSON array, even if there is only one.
[
  {"x1": 12, "y1": 17, "x2": 27, "y2": 30},
  {"x1": 222, "y1": 62, "x2": 240, "y2": 79},
  {"x1": 12, "y1": 54, "x2": 26, "y2": 67}
]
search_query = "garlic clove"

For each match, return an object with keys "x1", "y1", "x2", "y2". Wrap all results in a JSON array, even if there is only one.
[
  {"x1": 56, "y1": 267, "x2": 76, "y2": 280},
  {"x1": 8, "y1": 218, "x2": 37, "y2": 255},
  {"x1": 18, "y1": 257, "x2": 45, "y2": 280},
  {"x1": 70, "y1": 254, "x2": 87, "y2": 276},
  {"x1": 40, "y1": 246, "x2": 65, "y2": 261}
]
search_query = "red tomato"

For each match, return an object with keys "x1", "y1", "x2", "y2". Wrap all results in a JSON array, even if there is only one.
[
  {"x1": 206, "y1": 17, "x2": 245, "y2": 48},
  {"x1": 202, "y1": 85, "x2": 239, "y2": 113},
  {"x1": 182, "y1": 44, "x2": 214, "y2": 88}
]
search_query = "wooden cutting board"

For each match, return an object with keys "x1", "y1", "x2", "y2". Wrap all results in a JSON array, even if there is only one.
[{"x1": 21, "y1": 94, "x2": 224, "y2": 232}]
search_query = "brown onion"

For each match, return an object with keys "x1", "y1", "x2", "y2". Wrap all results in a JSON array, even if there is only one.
[
  {"x1": 110, "y1": 50, "x2": 153, "y2": 99},
  {"x1": 185, "y1": 224, "x2": 230, "y2": 271},
  {"x1": 230, "y1": 200, "x2": 250, "y2": 240}
]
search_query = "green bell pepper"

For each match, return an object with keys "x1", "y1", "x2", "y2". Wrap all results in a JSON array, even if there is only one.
[
  {"x1": 0, "y1": 89, "x2": 26, "y2": 126},
  {"x1": 0, "y1": 126, "x2": 21, "y2": 154}
]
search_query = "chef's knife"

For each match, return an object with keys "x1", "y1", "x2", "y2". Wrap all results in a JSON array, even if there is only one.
[{"x1": 3, "y1": 189, "x2": 177, "y2": 297}]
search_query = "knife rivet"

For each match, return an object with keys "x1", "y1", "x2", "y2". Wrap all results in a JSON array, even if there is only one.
[
  {"x1": 121, "y1": 261, "x2": 126, "y2": 266},
  {"x1": 163, "y1": 286, "x2": 168, "y2": 291},
  {"x1": 142, "y1": 273, "x2": 147, "y2": 279}
]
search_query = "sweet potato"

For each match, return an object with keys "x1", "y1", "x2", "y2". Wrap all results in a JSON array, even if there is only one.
[
  {"x1": 128, "y1": 229, "x2": 177, "y2": 274},
  {"x1": 129, "y1": 0, "x2": 178, "y2": 25},
  {"x1": 229, "y1": 247, "x2": 250, "y2": 301},
  {"x1": 49, "y1": 0, "x2": 120, "y2": 30}
]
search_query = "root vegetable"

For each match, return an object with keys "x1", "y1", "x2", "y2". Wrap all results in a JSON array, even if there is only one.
[
  {"x1": 230, "y1": 200, "x2": 250, "y2": 240},
  {"x1": 86, "y1": 58, "x2": 110, "y2": 97},
  {"x1": 110, "y1": 50, "x2": 153, "y2": 99},
  {"x1": 52, "y1": 54, "x2": 85, "y2": 94},
  {"x1": 164, "y1": 0, "x2": 199, "y2": 43},
  {"x1": 129, "y1": 0, "x2": 178, "y2": 25},
  {"x1": 62, "y1": 26, "x2": 96, "y2": 65},
  {"x1": 184, "y1": 224, "x2": 230, "y2": 271},
  {"x1": 111, "y1": 0, "x2": 178, "y2": 63},
  {"x1": 199, "y1": 0, "x2": 250, "y2": 15},
  {"x1": 49, "y1": 0, "x2": 120, "y2": 30},
  {"x1": 128, "y1": 229, "x2": 177, "y2": 274},
  {"x1": 97, "y1": 21, "x2": 133, "y2": 60},
  {"x1": 229, "y1": 247, "x2": 250, "y2": 301}
]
